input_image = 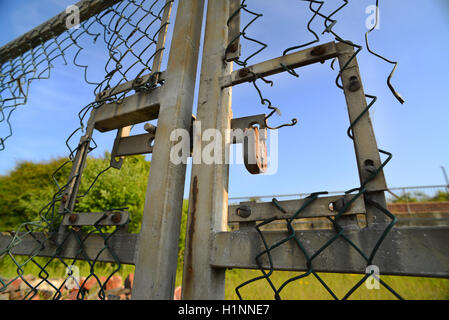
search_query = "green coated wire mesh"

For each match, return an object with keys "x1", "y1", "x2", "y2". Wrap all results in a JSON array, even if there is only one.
[
  {"x1": 227, "y1": 0, "x2": 405, "y2": 300},
  {"x1": 0, "y1": 0, "x2": 406, "y2": 300},
  {"x1": 0, "y1": 0, "x2": 173, "y2": 300}
]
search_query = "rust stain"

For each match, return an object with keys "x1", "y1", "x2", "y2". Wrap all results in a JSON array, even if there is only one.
[{"x1": 184, "y1": 176, "x2": 198, "y2": 290}]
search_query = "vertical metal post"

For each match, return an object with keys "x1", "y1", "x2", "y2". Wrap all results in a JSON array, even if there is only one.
[
  {"x1": 182, "y1": 0, "x2": 232, "y2": 300},
  {"x1": 58, "y1": 111, "x2": 96, "y2": 215},
  {"x1": 132, "y1": 0, "x2": 205, "y2": 300},
  {"x1": 337, "y1": 42, "x2": 389, "y2": 226}
]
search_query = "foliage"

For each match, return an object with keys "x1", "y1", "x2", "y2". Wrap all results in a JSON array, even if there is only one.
[
  {"x1": 391, "y1": 191, "x2": 429, "y2": 203},
  {"x1": 0, "y1": 153, "x2": 150, "y2": 233},
  {"x1": 391, "y1": 190, "x2": 449, "y2": 203},
  {"x1": 225, "y1": 270, "x2": 449, "y2": 300}
]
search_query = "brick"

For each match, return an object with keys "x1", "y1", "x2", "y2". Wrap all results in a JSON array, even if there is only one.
[
  {"x1": 67, "y1": 289, "x2": 80, "y2": 300},
  {"x1": 8, "y1": 278, "x2": 22, "y2": 291},
  {"x1": 105, "y1": 275, "x2": 122, "y2": 291},
  {"x1": 174, "y1": 286, "x2": 181, "y2": 300},
  {"x1": 40, "y1": 290, "x2": 53, "y2": 300},
  {"x1": 9, "y1": 290, "x2": 23, "y2": 300},
  {"x1": 81, "y1": 277, "x2": 98, "y2": 291},
  {"x1": 31, "y1": 294, "x2": 40, "y2": 300}
]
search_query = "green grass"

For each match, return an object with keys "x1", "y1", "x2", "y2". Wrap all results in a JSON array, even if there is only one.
[
  {"x1": 225, "y1": 269, "x2": 449, "y2": 300},
  {"x1": 2, "y1": 257, "x2": 448, "y2": 300}
]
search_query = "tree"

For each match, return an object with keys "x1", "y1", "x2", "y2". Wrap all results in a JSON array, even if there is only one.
[{"x1": 0, "y1": 153, "x2": 150, "y2": 233}]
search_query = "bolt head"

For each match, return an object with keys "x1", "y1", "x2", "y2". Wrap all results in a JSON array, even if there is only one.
[
  {"x1": 111, "y1": 212, "x2": 122, "y2": 224},
  {"x1": 238, "y1": 68, "x2": 250, "y2": 78},
  {"x1": 311, "y1": 45, "x2": 326, "y2": 56},
  {"x1": 227, "y1": 43, "x2": 238, "y2": 53},
  {"x1": 348, "y1": 77, "x2": 361, "y2": 92},
  {"x1": 68, "y1": 214, "x2": 78, "y2": 225},
  {"x1": 236, "y1": 205, "x2": 251, "y2": 218}
]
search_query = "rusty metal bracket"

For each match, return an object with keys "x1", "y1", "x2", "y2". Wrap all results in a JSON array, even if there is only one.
[{"x1": 243, "y1": 126, "x2": 267, "y2": 175}]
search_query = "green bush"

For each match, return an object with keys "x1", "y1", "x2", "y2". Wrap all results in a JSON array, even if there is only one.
[{"x1": 0, "y1": 153, "x2": 151, "y2": 233}]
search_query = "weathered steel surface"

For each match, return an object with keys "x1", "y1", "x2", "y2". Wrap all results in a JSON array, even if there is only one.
[
  {"x1": 221, "y1": 42, "x2": 338, "y2": 88},
  {"x1": 231, "y1": 114, "x2": 266, "y2": 131},
  {"x1": 132, "y1": 0, "x2": 206, "y2": 300},
  {"x1": 228, "y1": 195, "x2": 366, "y2": 223},
  {"x1": 96, "y1": 71, "x2": 167, "y2": 101},
  {"x1": 337, "y1": 42, "x2": 389, "y2": 226},
  {"x1": 61, "y1": 211, "x2": 130, "y2": 226},
  {"x1": 93, "y1": 87, "x2": 162, "y2": 132},
  {"x1": 0, "y1": 232, "x2": 137, "y2": 265},
  {"x1": 114, "y1": 133, "x2": 155, "y2": 157},
  {"x1": 225, "y1": 0, "x2": 241, "y2": 62},
  {"x1": 58, "y1": 112, "x2": 96, "y2": 215},
  {"x1": 211, "y1": 226, "x2": 449, "y2": 278},
  {"x1": 182, "y1": 0, "x2": 232, "y2": 300}
]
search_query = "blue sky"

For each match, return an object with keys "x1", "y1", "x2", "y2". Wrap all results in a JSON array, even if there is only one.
[{"x1": 0, "y1": 0, "x2": 448, "y2": 199}]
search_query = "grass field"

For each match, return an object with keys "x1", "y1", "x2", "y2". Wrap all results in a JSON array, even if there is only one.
[
  {"x1": 2, "y1": 257, "x2": 448, "y2": 300},
  {"x1": 224, "y1": 269, "x2": 449, "y2": 300}
]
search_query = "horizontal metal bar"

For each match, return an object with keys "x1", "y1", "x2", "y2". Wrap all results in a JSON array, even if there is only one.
[
  {"x1": 115, "y1": 133, "x2": 155, "y2": 156},
  {"x1": 62, "y1": 211, "x2": 130, "y2": 226},
  {"x1": 211, "y1": 226, "x2": 449, "y2": 278},
  {"x1": 228, "y1": 195, "x2": 366, "y2": 223},
  {"x1": 0, "y1": 0, "x2": 122, "y2": 65},
  {"x1": 0, "y1": 232, "x2": 138, "y2": 265},
  {"x1": 388, "y1": 185, "x2": 449, "y2": 191},
  {"x1": 94, "y1": 86, "x2": 162, "y2": 132},
  {"x1": 220, "y1": 42, "x2": 338, "y2": 88},
  {"x1": 228, "y1": 185, "x2": 449, "y2": 202},
  {"x1": 96, "y1": 71, "x2": 167, "y2": 101}
]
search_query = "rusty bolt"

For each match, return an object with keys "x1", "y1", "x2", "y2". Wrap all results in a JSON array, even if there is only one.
[
  {"x1": 111, "y1": 212, "x2": 122, "y2": 224},
  {"x1": 311, "y1": 45, "x2": 326, "y2": 56},
  {"x1": 68, "y1": 214, "x2": 78, "y2": 225},
  {"x1": 347, "y1": 76, "x2": 361, "y2": 92},
  {"x1": 364, "y1": 159, "x2": 377, "y2": 176},
  {"x1": 330, "y1": 197, "x2": 347, "y2": 213},
  {"x1": 236, "y1": 205, "x2": 251, "y2": 218},
  {"x1": 134, "y1": 77, "x2": 142, "y2": 84},
  {"x1": 227, "y1": 42, "x2": 238, "y2": 53},
  {"x1": 238, "y1": 68, "x2": 250, "y2": 78}
]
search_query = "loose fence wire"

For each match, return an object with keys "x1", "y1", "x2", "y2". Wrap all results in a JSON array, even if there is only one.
[
  {"x1": 0, "y1": 0, "x2": 173, "y2": 300},
  {"x1": 0, "y1": 0, "x2": 408, "y2": 300},
  {"x1": 228, "y1": 0, "x2": 405, "y2": 300}
]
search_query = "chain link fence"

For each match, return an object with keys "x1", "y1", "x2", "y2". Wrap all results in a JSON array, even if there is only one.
[
  {"x1": 227, "y1": 0, "x2": 406, "y2": 300},
  {"x1": 0, "y1": 0, "x2": 173, "y2": 300}
]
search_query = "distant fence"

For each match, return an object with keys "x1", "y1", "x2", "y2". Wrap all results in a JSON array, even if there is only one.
[
  {"x1": 229, "y1": 184, "x2": 449, "y2": 203},
  {"x1": 229, "y1": 185, "x2": 449, "y2": 231}
]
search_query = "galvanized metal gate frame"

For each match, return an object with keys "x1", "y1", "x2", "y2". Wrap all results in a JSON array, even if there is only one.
[
  {"x1": 179, "y1": 0, "x2": 449, "y2": 300},
  {"x1": 0, "y1": 0, "x2": 448, "y2": 301}
]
